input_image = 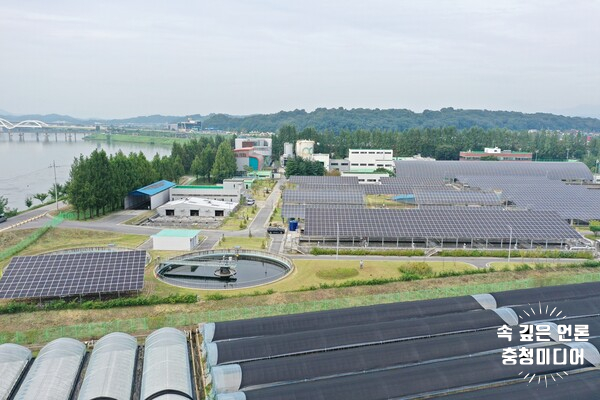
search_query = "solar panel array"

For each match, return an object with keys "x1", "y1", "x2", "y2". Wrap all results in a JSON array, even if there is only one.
[
  {"x1": 283, "y1": 190, "x2": 364, "y2": 205},
  {"x1": 394, "y1": 160, "x2": 593, "y2": 181},
  {"x1": 0, "y1": 250, "x2": 147, "y2": 299},
  {"x1": 303, "y1": 208, "x2": 580, "y2": 240},
  {"x1": 282, "y1": 204, "x2": 364, "y2": 219},
  {"x1": 457, "y1": 175, "x2": 600, "y2": 221},
  {"x1": 413, "y1": 190, "x2": 503, "y2": 206},
  {"x1": 289, "y1": 176, "x2": 359, "y2": 185}
]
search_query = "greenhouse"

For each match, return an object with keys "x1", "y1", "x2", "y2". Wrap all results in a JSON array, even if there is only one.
[
  {"x1": 77, "y1": 332, "x2": 138, "y2": 400},
  {"x1": 0, "y1": 343, "x2": 32, "y2": 400},
  {"x1": 13, "y1": 338, "x2": 86, "y2": 400},
  {"x1": 140, "y1": 327, "x2": 194, "y2": 400}
]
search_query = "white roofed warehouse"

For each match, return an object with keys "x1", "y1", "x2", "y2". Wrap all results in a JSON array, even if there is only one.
[{"x1": 157, "y1": 197, "x2": 237, "y2": 218}]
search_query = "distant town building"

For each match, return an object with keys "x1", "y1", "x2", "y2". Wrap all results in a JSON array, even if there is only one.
[
  {"x1": 459, "y1": 147, "x2": 533, "y2": 161},
  {"x1": 177, "y1": 119, "x2": 202, "y2": 131}
]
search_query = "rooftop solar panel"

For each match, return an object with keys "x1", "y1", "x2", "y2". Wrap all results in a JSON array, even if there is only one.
[
  {"x1": 303, "y1": 208, "x2": 581, "y2": 240},
  {"x1": 0, "y1": 250, "x2": 147, "y2": 299},
  {"x1": 283, "y1": 190, "x2": 364, "y2": 205}
]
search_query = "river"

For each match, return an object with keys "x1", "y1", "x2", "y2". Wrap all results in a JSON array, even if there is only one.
[{"x1": 0, "y1": 132, "x2": 172, "y2": 211}]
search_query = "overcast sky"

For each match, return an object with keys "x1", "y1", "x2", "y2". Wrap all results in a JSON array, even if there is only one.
[{"x1": 1, "y1": 0, "x2": 599, "y2": 119}]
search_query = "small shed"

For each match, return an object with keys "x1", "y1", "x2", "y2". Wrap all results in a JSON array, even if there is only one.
[
  {"x1": 124, "y1": 180, "x2": 176, "y2": 210},
  {"x1": 152, "y1": 229, "x2": 201, "y2": 251}
]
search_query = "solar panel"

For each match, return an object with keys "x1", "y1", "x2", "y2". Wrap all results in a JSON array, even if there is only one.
[
  {"x1": 0, "y1": 250, "x2": 147, "y2": 299},
  {"x1": 289, "y1": 176, "x2": 359, "y2": 185},
  {"x1": 413, "y1": 190, "x2": 503, "y2": 206},
  {"x1": 394, "y1": 161, "x2": 593, "y2": 181},
  {"x1": 282, "y1": 204, "x2": 364, "y2": 219},
  {"x1": 457, "y1": 175, "x2": 600, "y2": 221},
  {"x1": 303, "y1": 208, "x2": 581, "y2": 240},
  {"x1": 283, "y1": 190, "x2": 364, "y2": 205}
]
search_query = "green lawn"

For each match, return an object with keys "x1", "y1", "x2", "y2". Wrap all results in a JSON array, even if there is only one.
[
  {"x1": 220, "y1": 205, "x2": 259, "y2": 231},
  {"x1": 214, "y1": 236, "x2": 268, "y2": 251}
]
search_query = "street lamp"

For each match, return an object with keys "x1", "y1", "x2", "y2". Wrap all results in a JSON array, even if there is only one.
[
  {"x1": 507, "y1": 225, "x2": 513, "y2": 264},
  {"x1": 566, "y1": 148, "x2": 570, "y2": 161},
  {"x1": 535, "y1": 150, "x2": 539, "y2": 162}
]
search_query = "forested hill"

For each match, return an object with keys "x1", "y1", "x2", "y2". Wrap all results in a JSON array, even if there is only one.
[{"x1": 202, "y1": 108, "x2": 600, "y2": 132}]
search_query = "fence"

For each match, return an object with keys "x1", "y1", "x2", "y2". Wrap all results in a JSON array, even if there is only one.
[{"x1": 2, "y1": 271, "x2": 600, "y2": 346}]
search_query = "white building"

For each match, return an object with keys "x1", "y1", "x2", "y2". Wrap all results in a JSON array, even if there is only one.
[
  {"x1": 341, "y1": 170, "x2": 390, "y2": 184},
  {"x1": 295, "y1": 140, "x2": 315, "y2": 159},
  {"x1": 312, "y1": 153, "x2": 330, "y2": 170},
  {"x1": 157, "y1": 197, "x2": 237, "y2": 217},
  {"x1": 170, "y1": 185, "x2": 242, "y2": 203},
  {"x1": 152, "y1": 229, "x2": 201, "y2": 251},
  {"x1": 347, "y1": 149, "x2": 395, "y2": 170}
]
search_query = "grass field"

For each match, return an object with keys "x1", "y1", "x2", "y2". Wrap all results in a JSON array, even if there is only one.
[
  {"x1": 365, "y1": 194, "x2": 416, "y2": 208},
  {"x1": 84, "y1": 133, "x2": 188, "y2": 145},
  {"x1": 219, "y1": 205, "x2": 259, "y2": 231},
  {"x1": 249, "y1": 179, "x2": 277, "y2": 201},
  {"x1": 214, "y1": 236, "x2": 268, "y2": 251}
]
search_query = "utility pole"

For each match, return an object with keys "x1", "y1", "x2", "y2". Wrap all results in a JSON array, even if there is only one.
[{"x1": 52, "y1": 160, "x2": 59, "y2": 212}]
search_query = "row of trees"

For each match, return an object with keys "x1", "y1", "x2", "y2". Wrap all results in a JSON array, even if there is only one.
[
  {"x1": 284, "y1": 157, "x2": 326, "y2": 177},
  {"x1": 201, "y1": 107, "x2": 600, "y2": 133},
  {"x1": 272, "y1": 125, "x2": 600, "y2": 170},
  {"x1": 67, "y1": 137, "x2": 237, "y2": 219}
]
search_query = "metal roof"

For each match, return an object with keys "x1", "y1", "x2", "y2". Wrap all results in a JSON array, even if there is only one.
[
  {"x1": 153, "y1": 229, "x2": 201, "y2": 238},
  {"x1": 134, "y1": 180, "x2": 176, "y2": 196}
]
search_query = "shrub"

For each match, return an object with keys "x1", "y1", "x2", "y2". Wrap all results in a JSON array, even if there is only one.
[
  {"x1": 398, "y1": 262, "x2": 433, "y2": 277},
  {"x1": 205, "y1": 293, "x2": 227, "y2": 301}
]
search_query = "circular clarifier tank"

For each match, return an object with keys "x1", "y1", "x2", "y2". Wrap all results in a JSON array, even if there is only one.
[{"x1": 155, "y1": 250, "x2": 293, "y2": 290}]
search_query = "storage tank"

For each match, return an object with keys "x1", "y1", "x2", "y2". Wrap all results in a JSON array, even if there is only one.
[
  {"x1": 295, "y1": 140, "x2": 315, "y2": 159},
  {"x1": 284, "y1": 142, "x2": 294, "y2": 157}
]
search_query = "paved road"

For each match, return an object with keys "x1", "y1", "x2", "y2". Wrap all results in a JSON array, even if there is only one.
[{"x1": 0, "y1": 201, "x2": 66, "y2": 233}]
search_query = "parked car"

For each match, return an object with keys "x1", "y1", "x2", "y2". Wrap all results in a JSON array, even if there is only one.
[
  {"x1": 246, "y1": 198, "x2": 255, "y2": 206},
  {"x1": 267, "y1": 226, "x2": 285, "y2": 234},
  {"x1": 0, "y1": 215, "x2": 7, "y2": 223}
]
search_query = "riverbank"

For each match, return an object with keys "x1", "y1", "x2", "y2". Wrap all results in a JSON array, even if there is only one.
[{"x1": 83, "y1": 133, "x2": 189, "y2": 145}]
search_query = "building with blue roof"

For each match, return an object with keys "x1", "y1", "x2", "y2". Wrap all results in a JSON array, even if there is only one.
[{"x1": 124, "y1": 180, "x2": 176, "y2": 210}]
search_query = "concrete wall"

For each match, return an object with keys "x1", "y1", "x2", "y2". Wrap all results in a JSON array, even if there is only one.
[{"x1": 149, "y1": 190, "x2": 171, "y2": 210}]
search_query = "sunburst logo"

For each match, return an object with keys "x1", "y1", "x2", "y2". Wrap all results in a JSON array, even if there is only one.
[{"x1": 497, "y1": 302, "x2": 590, "y2": 387}]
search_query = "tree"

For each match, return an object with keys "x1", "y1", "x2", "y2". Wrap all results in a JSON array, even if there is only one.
[
  {"x1": 199, "y1": 145, "x2": 216, "y2": 181},
  {"x1": 33, "y1": 193, "x2": 48, "y2": 204},
  {"x1": 211, "y1": 142, "x2": 237, "y2": 182},
  {"x1": 590, "y1": 220, "x2": 600, "y2": 237},
  {"x1": 191, "y1": 156, "x2": 202, "y2": 180},
  {"x1": 373, "y1": 167, "x2": 395, "y2": 177},
  {"x1": 284, "y1": 157, "x2": 326, "y2": 177},
  {"x1": 25, "y1": 197, "x2": 33, "y2": 208}
]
